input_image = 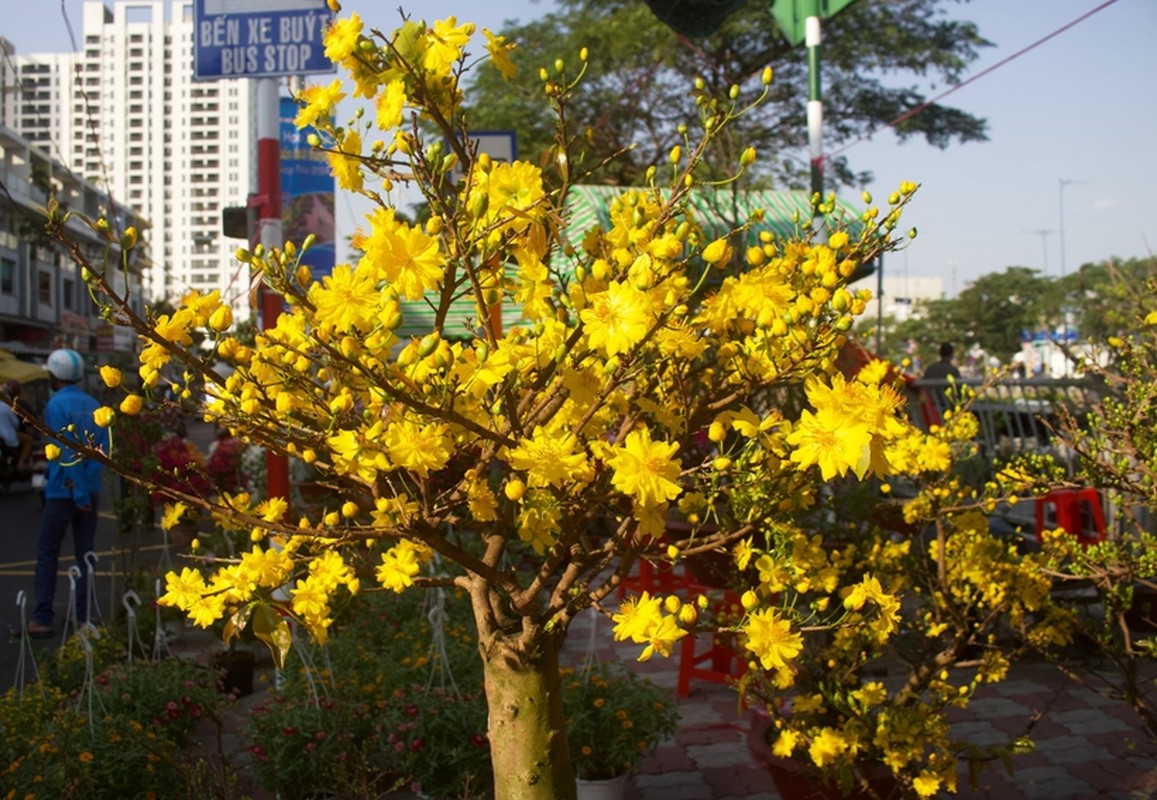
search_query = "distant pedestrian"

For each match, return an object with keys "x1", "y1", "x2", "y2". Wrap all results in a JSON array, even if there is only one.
[
  {"x1": 26, "y1": 349, "x2": 108, "y2": 638},
  {"x1": 922, "y1": 343, "x2": 961, "y2": 381}
]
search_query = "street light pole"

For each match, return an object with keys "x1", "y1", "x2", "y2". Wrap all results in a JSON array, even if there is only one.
[
  {"x1": 1058, "y1": 179, "x2": 1080, "y2": 283},
  {"x1": 1057, "y1": 179, "x2": 1083, "y2": 374},
  {"x1": 1025, "y1": 229, "x2": 1054, "y2": 275}
]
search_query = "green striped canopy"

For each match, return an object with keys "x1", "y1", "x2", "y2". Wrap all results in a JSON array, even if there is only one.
[{"x1": 396, "y1": 186, "x2": 865, "y2": 339}]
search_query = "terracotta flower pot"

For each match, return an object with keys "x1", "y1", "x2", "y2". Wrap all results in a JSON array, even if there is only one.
[{"x1": 747, "y1": 706, "x2": 898, "y2": 800}]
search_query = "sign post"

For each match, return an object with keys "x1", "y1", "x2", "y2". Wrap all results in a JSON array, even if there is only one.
[
  {"x1": 193, "y1": 0, "x2": 333, "y2": 507},
  {"x1": 770, "y1": 0, "x2": 858, "y2": 203}
]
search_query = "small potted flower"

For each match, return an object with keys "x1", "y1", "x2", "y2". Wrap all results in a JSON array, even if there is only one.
[{"x1": 562, "y1": 660, "x2": 680, "y2": 799}]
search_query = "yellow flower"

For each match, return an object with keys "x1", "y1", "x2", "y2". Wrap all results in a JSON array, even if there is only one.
[
  {"x1": 309, "y1": 264, "x2": 379, "y2": 333},
  {"x1": 580, "y1": 280, "x2": 652, "y2": 357},
  {"x1": 79, "y1": 751, "x2": 94, "y2": 763},
  {"x1": 742, "y1": 607, "x2": 803, "y2": 670},
  {"x1": 701, "y1": 237, "x2": 733, "y2": 265},
  {"x1": 323, "y1": 12, "x2": 362, "y2": 63},
  {"x1": 772, "y1": 729, "x2": 799, "y2": 757},
  {"x1": 99, "y1": 365, "x2": 122, "y2": 388},
  {"x1": 376, "y1": 540, "x2": 433, "y2": 592},
  {"x1": 504, "y1": 426, "x2": 590, "y2": 489},
  {"x1": 483, "y1": 28, "x2": 516, "y2": 79},
  {"x1": 612, "y1": 591, "x2": 663, "y2": 644},
  {"x1": 375, "y1": 79, "x2": 407, "y2": 131},
  {"x1": 329, "y1": 130, "x2": 364, "y2": 192},
  {"x1": 786, "y1": 407, "x2": 872, "y2": 481},
  {"x1": 92, "y1": 406, "x2": 114, "y2": 428},
  {"x1": 358, "y1": 210, "x2": 445, "y2": 300},
  {"x1": 385, "y1": 419, "x2": 451, "y2": 477},
  {"x1": 208, "y1": 304, "x2": 233, "y2": 332},
  {"x1": 120, "y1": 394, "x2": 143, "y2": 415},
  {"x1": 912, "y1": 771, "x2": 942, "y2": 797},
  {"x1": 808, "y1": 727, "x2": 849, "y2": 768},
  {"x1": 160, "y1": 502, "x2": 189, "y2": 531},
  {"x1": 295, "y1": 79, "x2": 346, "y2": 129},
  {"x1": 424, "y1": 17, "x2": 474, "y2": 75},
  {"x1": 608, "y1": 428, "x2": 682, "y2": 507},
  {"x1": 160, "y1": 567, "x2": 208, "y2": 611}
]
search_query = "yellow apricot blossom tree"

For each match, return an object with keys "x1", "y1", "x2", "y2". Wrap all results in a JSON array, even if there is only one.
[{"x1": 43, "y1": 8, "x2": 933, "y2": 800}]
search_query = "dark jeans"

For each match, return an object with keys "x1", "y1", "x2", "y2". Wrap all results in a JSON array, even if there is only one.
[{"x1": 33, "y1": 495, "x2": 100, "y2": 627}]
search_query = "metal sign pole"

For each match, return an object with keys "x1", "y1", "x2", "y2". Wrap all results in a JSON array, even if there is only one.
[{"x1": 256, "y1": 76, "x2": 291, "y2": 505}]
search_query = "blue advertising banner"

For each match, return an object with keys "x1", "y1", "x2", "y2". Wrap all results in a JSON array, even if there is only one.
[
  {"x1": 280, "y1": 96, "x2": 335, "y2": 283},
  {"x1": 193, "y1": 0, "x2": 335, "y2": 80}
]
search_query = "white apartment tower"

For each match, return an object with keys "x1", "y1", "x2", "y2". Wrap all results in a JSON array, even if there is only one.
[{"x1": 4, "y1": 0, "x2": 257, "y2": 315}]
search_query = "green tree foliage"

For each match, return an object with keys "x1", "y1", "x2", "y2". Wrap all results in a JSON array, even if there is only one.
[
  {"x1": 464, "y1": 0, "x2": 991, "y2": 189},
  {"x1": 1068, "y1": 256, "x2": 1157, "y2": 345}
]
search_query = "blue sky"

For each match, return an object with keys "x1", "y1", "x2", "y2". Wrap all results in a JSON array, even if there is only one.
[{"x1": 11, "y1": 0, "x2": 1157, "y2": 294}]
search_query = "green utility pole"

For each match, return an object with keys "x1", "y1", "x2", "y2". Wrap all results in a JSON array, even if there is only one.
[{"x1": 770, "y1": 0, "x2": 858, "y2": 203}]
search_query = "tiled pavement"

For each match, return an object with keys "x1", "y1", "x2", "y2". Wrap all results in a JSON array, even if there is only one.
[
  {"x1": 560, "y1": 609, "x2": 1157, "y2": 800},
  {"x1": 174, "y1": 608, "x2": 1157, "y2": 800}
]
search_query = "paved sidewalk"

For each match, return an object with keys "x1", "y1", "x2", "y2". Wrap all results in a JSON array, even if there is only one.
[
  {"x1": 560, "y1": 609, "x2": 1157, "y2": 800},
  {"x1": 167, "y1": 606, "x2": 1157, "y2": 800}
]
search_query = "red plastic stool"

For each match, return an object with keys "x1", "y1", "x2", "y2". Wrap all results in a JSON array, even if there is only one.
[
  {"x1": 1035, "y1": 488, "x2": 1106, "y2": 546},
  {"x1": 676, "y1": 590, "x2": 748, "y2": 697},
  {"x1": 617, "y1": 557, "x2": 700, "y2": 599}
]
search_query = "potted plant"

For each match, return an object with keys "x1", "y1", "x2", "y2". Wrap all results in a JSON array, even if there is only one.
[
  {"x1": 728, "y1": 391, "x2": 1074, "y2": 799},
  {"x1": 562, "y1": 661, "x2": 680, "y2": 799}
]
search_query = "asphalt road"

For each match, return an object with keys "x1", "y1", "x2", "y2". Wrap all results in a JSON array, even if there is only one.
[{"x1": 0, "y1": 422, "x2": 217, "y2": 692}]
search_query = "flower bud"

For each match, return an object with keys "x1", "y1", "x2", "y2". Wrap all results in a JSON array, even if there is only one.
[
  {"x1": 120, "y1": 394, "x2": 143, "y2": 415},
  {"x1": 93, "y1": 406, "x2": 115, "y2": 428},
  {"x1": 100, "y1": 365, "x2": 123, "y2": 388},
  {"x1": 209, "y1": 304, "x2": 233, "y2": 332}
]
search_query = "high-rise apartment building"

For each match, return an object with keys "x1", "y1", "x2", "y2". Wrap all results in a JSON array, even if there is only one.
[{"x1": 3, "y1": 0, "x2": 257, "y2": 316}]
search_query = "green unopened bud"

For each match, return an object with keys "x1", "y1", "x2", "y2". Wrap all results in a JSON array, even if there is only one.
[
  {"x1": 417, "y1": 331, "x2": 441, "y2": 358},
  {"x1": 908, "y1": 227, "x2": 918, "y2": 240},
  {"x1": 307, "y1": 132, "x2": 321, "y2": 148},
  {"x1": 302, "y1": 233, "x2": 316, "y2": 251},
  {"x1": 739, "y1": 146, "x2": 756, "y2": 167},
  {"x1": 120, "y1": 227, "x2": 138, "y2": 250},
  {"x1": 729, "y1": 84, "x2": 739, "y2": 100}
]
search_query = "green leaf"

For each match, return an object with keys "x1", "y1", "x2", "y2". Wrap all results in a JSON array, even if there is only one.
[
  {"x1": 222, "y1": 604, "x2": 254, "y2": 648},
  {"x1": 252, "y1": 604, "x2": 293, "y2": 669}
]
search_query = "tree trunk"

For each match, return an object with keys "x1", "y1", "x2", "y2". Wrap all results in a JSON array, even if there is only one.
[{"x1": 482, "y1": 626, "x2": 576, "y2": 800}]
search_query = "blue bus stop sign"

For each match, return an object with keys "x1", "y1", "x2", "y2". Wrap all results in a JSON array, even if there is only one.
[{"x1": 193, "y1": 0, "x2": 335, "y2": 80}]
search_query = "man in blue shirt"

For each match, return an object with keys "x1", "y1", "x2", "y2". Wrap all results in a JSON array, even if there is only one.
[{"x1": 26, "y1": 349, "x2": 108, "y2": 638}]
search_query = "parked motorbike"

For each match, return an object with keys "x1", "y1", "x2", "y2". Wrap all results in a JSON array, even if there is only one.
[{"x1": 0, "y1": 439, "x2": 46, "y2": 493}]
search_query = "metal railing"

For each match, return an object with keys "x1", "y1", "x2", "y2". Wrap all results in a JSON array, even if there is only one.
[{"x1": 909, "y1": 376, "x2": 1103, "y2": 468}]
